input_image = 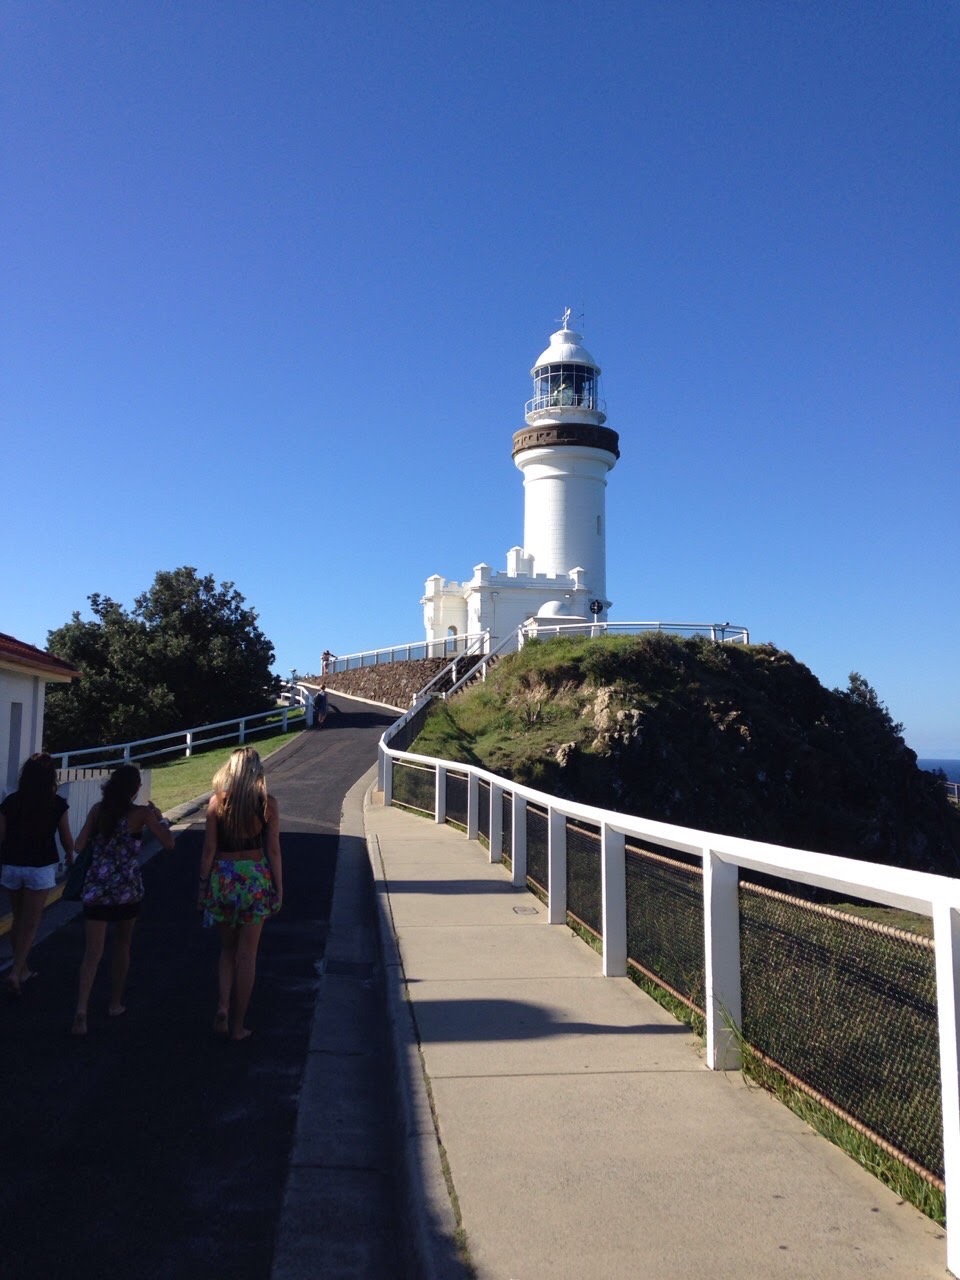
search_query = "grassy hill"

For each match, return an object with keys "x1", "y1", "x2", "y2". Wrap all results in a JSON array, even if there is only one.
[{"x1": 412, "y1": 632, "x2": 960, "y2": 877}]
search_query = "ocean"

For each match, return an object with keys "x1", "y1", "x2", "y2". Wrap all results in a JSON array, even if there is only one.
[{"x1": 918, "y1": 759, "x2": 960, "y2": 783}]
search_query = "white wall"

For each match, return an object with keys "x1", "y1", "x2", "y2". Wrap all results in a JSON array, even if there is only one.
[
  {"x1": 0, "y1": 669, "x2": 44, "y2": 798},
  {"x1": 516, "y1": 445, "x2": 616, "y2": 601}
]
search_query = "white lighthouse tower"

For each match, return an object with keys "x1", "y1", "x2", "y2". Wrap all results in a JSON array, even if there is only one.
[
  {"x1": 513, "y1": 310, "x2": 619, "y2": 618},
  {"x1": 422, "y1": 311, "x2": 620, "y2": 648}
]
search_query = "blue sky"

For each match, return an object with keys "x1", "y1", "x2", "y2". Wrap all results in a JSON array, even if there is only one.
[{"x1": 3, "y1": 2, "x2": 958, "y2": 754}]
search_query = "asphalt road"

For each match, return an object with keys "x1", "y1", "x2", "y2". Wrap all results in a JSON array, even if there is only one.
[{"x1": 0, "y1": 697, "x2": 404, "y2": 1280}]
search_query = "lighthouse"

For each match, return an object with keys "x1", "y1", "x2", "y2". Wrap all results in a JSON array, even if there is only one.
[
  {"x1": 513, "y1": 311, "x2": 620, "y2": 617},
  {"x1": 422, "y1": 311, "x2": 620, "y2": 648}
]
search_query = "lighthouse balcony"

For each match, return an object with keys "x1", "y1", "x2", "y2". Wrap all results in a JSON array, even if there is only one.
[{"x1": 525, "y1": 392, "x2": 606, "y2": 421}]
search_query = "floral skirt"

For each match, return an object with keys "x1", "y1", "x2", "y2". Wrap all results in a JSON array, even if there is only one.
[{"x1": 203, "y1": 858, "x2": 279, "y2": 928}]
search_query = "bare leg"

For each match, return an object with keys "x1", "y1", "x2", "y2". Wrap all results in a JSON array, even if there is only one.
[
  {"x1": 230, "y1": 921, "x2": 264, "y2": 1040},
  {"x1": 109, "y1": 917, "x2": 136, "y2": 1014},
  {"x1": 5, "y1": 889, "x2": 24, "y2": 991},
  {"x1": 74, "y1": 919, "x2": 107, "y2": 1034},
  {"x1": 216, "y1": 923, "x2": 238, "y2": 1033},
  {"x1": 11, "y1": 887, "x2": 49, "y2": 985}
]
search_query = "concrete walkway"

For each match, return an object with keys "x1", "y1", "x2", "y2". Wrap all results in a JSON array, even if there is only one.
[{"x1": 363, "y1": 787, "x2": 949, "y2": 1280}]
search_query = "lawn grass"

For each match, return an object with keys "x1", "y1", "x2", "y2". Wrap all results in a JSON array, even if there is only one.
[{"x1": 149, "y1": 720, "x2": 305, "y2": 813}]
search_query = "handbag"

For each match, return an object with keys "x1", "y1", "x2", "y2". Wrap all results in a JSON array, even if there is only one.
[{"x1": 63, "y1": 846, "x2": 93, "y2": 902}]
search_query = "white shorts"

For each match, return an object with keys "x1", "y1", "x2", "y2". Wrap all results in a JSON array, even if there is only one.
[{"x1": 0, "y1": 863, "x2": 58, "y2": 891}]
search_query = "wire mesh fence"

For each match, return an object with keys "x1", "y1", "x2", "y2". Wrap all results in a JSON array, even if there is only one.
[
  {"x1": 392, "y1": 761, "x2": 435, "y2": 816},
  {"x1": 478, "y1": 778, "x2": 490, "y2": 845},
  {"x1": 386, "y1": 752, "x2": 946, "y2": 1191},
  {"x1": 446, "y1": 770, "x2": 468, "y2": 829},
  {"x1": 501, "y1": 790, "x2": 513, "y2": 870},
  {"x1": 526, "y1": 804, "x2": 548, "y2": 894},
  {"x1": 625, "y1": 841, "x2": 706, "y2": 1014},
  {"x1": 387, "y1": 699, "x2": 435, "y2": 753},
  {"x1": 567, "y1": 820, "x2": 602, "y2": 937},
  {"x1": 739, "y1": 881, "x2": 942, "y2": 1183}
]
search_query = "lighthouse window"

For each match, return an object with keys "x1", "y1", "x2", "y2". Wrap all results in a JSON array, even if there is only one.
[{"x1": 532, "y1": 364, "x2": 597, "y2": 411}]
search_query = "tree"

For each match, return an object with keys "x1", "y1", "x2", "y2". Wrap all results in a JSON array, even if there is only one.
[{"x1": 44, "y1": 568, "x2": 278, "y2": 751}]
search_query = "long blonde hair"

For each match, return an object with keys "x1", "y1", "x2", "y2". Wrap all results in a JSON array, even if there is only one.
[{"x1": 212, "y1": 748, "x2": 268, "y2": 845}]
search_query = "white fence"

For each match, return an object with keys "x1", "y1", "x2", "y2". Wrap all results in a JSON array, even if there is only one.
[
  {"x1": 324, "y1": 633, "x2": 490, "y2": 673},
  {"x1": 47, "y1": 767, "x2": 152, "y2": 866},
  {"x1": 377, "y1": 703, "x2": 960, "y2": 1276},
  {"x1": 521, "y1": 619, "x2": 750, "y2": 645},
  {"x1": 51, "y1": 689, "x2": 311, "y2": 772},
  {"x1": 326, "y1": 622, "x2": 750, "y2": 676}
]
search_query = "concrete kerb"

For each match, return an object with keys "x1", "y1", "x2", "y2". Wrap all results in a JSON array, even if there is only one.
[{"x1": 361, "y1": 778, "x2": 469, "y2": 1280}]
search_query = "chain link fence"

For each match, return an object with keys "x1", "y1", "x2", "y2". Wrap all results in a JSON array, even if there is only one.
[
  {"x1": 383, "y1": 755, "x2": 943, "y2": 1188},
  {"x1": 740, "y1": 881, "x2": 941, "y2": 1183}
]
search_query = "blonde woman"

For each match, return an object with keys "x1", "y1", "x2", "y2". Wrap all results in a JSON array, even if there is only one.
[{"x1": 199, "y1": 747, "x2": 282, "y2": 1041}]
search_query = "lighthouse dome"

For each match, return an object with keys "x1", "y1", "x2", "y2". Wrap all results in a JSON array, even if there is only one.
[{"x1": 531, "y1": 327, "x2": 600, "y2": 375}]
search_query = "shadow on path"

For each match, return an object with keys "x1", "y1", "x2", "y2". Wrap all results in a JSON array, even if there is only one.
[{"x1": 0, "y1": 700, "x2": 396, "y2": 1280}]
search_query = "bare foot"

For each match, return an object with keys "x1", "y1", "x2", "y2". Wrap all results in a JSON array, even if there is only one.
[
  {"x1": 3, "y1": 975, "x2": 20, "y2": 997},
  {"x1": 71, "y1": 1013, "x2": 88, "y2": 1037},
  {"x1": 212, "y1": 1011, "x2": 229, "y2": 1036},
  {"x1": 108, "y1": 1005, "x2": 126, "y2": 1017},
  {"x1": 230, "y1": 1027, "x2": 253, "y2": 1042}
]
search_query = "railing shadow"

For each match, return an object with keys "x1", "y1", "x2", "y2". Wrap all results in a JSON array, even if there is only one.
[{"x1": 409, "y1": 996, "x2": 690, "y2": 1042}]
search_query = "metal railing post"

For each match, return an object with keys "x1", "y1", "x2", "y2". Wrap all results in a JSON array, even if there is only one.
[
  {"x1": 467, "y1": 772, "x2": 479, "y2": 841},
  {"x1": 381, "y1": 747, "x2": 393, "y2": 806},
  {"x1": 601, "y1": 823, "x2": 626, "y2": 975},
  {"x1": 548, "y1": 807, "x2": 567, "y2": 925},
  {"x1": 934, "y1": 901, "x2": 960, "y2": 1278},
  {"x1": 435, "y1": 765, "x2": 447, "y2": 825},
  {"x1": 488, "y1": 781, "x2": 503, "y2": 863},
  {"x1": 186, "y1": 731, "x2": 194, "y2": 759},
  {"x1": 704, "y1": 848, "x2": 742, "y2": 1070},
  {"x1": 511, "y1": 794, "x2": 527, "y2": 887}
]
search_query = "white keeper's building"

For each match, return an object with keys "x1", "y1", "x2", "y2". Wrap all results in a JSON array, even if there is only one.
[{"x1": 422, "y1": 313, "x2": 620, "y2": 649}]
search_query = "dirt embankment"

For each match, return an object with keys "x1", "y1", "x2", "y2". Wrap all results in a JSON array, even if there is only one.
[{"x1": 303, "y1": 658, "x2": 450, "y2": 710}]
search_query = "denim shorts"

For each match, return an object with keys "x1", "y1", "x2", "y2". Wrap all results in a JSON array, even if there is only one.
[{"x1": 0, "y1": 863, "x2": 58, "y2": 891}]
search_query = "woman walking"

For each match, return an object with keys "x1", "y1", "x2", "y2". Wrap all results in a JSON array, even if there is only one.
[
  {"x1": 0, "y1": 753, "x2": 74, "y2": 994},
  {"x1": 72, "y1": 764, "x2": 175, "y2": 1035},
  {"x1": 199, "y1": 747, "x2": 282, "y2": 1041}
]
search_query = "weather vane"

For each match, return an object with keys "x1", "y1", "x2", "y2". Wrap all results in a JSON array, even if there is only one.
[{"x1": 556, "y1": 305, "x2": 583, "y2": 331}]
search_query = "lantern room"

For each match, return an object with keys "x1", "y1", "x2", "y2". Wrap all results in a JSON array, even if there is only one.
[{"x1": 525, "y1": 311, "x2": 606, "y2": 424}]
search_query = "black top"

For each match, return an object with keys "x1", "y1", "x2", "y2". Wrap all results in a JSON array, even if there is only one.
[
  {"x1": 216, "y1": 810, "x2": 266, "y2": 853},
  {"x1": 0, "y1": 792, "x2": 69, "y2": 867}
]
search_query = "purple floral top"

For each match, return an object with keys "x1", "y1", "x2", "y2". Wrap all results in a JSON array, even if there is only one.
[{"x1": 82, "y1": 817, "x2": 144, "y2": 907}]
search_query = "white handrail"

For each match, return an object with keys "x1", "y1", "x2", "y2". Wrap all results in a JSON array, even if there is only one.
[
  {"x1": 52, "y1": 688, "x2": 310, "y2": 771},
  {"x1": 521, "y1": 620, "x2": 750, "y2": 644},
  {"x1": 377, "y1": 720, "x2": 960, "y2": 1273},
  {"x1": 325, "y1": 633, "x2": 490, "y2": 673}
]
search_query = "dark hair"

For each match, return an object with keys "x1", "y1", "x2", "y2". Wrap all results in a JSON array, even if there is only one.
[
  {"x1": 17, "y1": 753, "x2": 58, "y2": 803},
  {"x1": 97, "y1": 764, "x2": 142, "y2": 839}
]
